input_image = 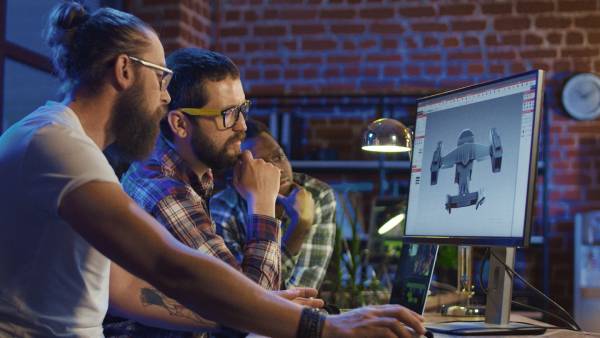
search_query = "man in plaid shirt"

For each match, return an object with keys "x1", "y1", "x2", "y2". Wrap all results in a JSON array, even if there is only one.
[
  {"x1": 211, "y1": 120, "x2": 336, "y2": 290},
  {"x1": 122, "y1": 137, "x2": 281, "y2": 290},
  {"x1": 122, "y1": 48, "x2": 282, "y2": 291}
]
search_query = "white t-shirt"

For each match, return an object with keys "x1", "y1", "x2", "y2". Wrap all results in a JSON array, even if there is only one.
[{"x1": 0, "y1": 102, "x2": 119, "y2": 337}]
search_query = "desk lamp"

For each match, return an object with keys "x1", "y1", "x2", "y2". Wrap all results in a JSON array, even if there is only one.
[{"x1": 362, "y1": 118, "x2": 412, "y2": 153}]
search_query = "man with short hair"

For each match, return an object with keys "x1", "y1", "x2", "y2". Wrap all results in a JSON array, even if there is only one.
[
  {"x1": 211, "y1": 119, "x2": 336, "y2": 290},
  {"x1": 121, "y1": 48, "x2": 283, "y2": 293},
  {"x1": 0, "y1": 2, "x2": 426, "y2": 337}
]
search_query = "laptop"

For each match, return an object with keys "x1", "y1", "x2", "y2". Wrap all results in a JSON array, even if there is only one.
[{"x1": 389, "y1": 243, "x2": 439, "y2": 315}]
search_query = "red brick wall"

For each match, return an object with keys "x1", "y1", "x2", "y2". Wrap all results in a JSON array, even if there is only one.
[
  {"x1": 214, "y1": 1, "x2": 600, "y2": 94},
  {"x1": 125, "y1": 0, "x2": 212, "y2": 51},
  {"x1": 127, "y1": 0, "x2": 600, "y2": 311}
]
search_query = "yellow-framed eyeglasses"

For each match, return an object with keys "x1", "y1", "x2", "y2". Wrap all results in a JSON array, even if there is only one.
[{"x1": 181, "y1": 100, "x2": 250, "y2": 129}]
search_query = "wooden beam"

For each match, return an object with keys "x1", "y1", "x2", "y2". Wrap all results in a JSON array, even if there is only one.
[{"x1": 4, "y1": 41, "x2": 53, "y2": 73}]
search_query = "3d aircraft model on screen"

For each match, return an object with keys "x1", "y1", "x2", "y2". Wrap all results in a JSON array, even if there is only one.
[{"x1": 430, "y1": 128, "x2": 503, "y2": 213}]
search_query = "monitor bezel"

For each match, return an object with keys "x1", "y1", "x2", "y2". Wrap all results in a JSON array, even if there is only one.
[{"x1": 402, "y1": 70, "x2": 545, "y2": 248}]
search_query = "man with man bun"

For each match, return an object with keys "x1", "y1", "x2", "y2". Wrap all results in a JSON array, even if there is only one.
[{"x1": 0, "y1": 2, "x2": 426, "y2": 338}]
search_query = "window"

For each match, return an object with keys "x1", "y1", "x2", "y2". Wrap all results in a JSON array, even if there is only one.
[{"x1": 0, "y1": 0, "x2": 104, "y2": 131}]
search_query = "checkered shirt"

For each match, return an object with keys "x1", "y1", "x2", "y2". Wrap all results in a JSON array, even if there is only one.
[{"x1": 121, "y1": 136, "x2": 281, "y2": 290}]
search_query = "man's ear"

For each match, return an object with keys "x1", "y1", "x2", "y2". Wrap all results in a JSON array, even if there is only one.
[
  {"x1": 167, "y1": 111, "x2": 192, "y2": 139},
  {"x1": 112, "y1": 54, "x2": 136, "y2": 90}
]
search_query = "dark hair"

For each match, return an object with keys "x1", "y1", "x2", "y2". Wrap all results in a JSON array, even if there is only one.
[
  {"x1": 245, "y1": 119, "x2": 271, "y2": 139},
  {"x1": 160, "y1": 48, "x2": 240, "y2": 140},
  {"x1": 44, "y1": 1, "x2": 154, "y2": 95}
]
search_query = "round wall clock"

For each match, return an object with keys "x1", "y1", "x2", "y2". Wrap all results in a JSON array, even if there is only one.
[{"x1": 562, "y1": 73, "x2": 600, "y2": 120}]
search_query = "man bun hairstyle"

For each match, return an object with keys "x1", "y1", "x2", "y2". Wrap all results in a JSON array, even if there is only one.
[
  {"x1": 44, "y1": 1, "x2": 154, "y2": 96},
  {"x1": 160, "y1": 48, "x2": 240, "y2": 141}
]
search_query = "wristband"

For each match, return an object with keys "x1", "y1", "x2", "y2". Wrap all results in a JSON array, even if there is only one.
[{"x1": 296, "y1": 307, "x2": 326, "y2": 338}]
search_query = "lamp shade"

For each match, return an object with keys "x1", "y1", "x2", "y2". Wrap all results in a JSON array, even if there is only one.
[{"x1": 361, "y1": 118, "x2": 412, "y2": 153}]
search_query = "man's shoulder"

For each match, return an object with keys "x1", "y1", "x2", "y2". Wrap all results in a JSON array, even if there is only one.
[
  {"x1": 122, "y1": 162, "x2": 194, "y2": 213},
  {"x1": 23, "y1": 101, "x2": 83, "y2": 132},
  {"x1": 23, "y1": 105, "x2": 95, "y2": 150}
]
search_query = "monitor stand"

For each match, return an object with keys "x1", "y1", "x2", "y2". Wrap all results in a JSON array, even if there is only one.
[
  {"x1": 441, "y1": 246, "x2": 486, "y2": 317},
  {"x1": 428, "y1": 247, "x2": 547, "y2": 335}
]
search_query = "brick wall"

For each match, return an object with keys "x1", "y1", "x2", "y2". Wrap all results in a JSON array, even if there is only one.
[
  {"x1": 127, "y1": 0, "x2": 600, "y2": 312},
  {"x1": 124, "y1": 0, "x2": 212, "y2": 51},
  {"x1": 215, "y1": 1, "x2": 600, "y2": 93}
]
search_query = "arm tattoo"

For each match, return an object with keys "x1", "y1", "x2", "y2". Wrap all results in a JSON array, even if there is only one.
[{"x1": 140, "y1": 287, "x2": 205, "y2": 323}]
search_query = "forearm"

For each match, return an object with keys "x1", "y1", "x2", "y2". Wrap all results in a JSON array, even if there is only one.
[
  {"x1": 109, "y1": 263, "x2": 217, "y2": 332},
  {"x1": 156, "y1": 248, "x2": 303, "y2": 337},
  {"x1": 241, "y1": 214, "x2": 281, "y2": 290}
]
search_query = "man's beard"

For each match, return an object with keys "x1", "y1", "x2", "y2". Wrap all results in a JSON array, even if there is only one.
[
  {"x1": 110, "y1": 82, "x2": 166, "y2": 161},
  {"x1": 190, "y1": 126, "x2": 245, "y2": 171}
]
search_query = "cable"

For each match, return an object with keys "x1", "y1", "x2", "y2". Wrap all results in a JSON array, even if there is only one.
[
  {"x1": 478, "y1": 247, "x2": 489, "y2": 294},
  {"x1": 483, "y1": 249, "x2": 580, "y2": 331},
  {"x1": 475, "y1": 249, "x2": 577, "y2": 331},
  {"x1": 488, "y1": 249, "x2": 582, "y2": 331},
  {"x1": 511, "y1": 300, "x2": 578, "y2": 331},
  {"x1": 489, "y1": 250, "x2": 581, "y2": 331},
  {"x1": 477, "y1": 248, "x2": 581, "y2": 331}
]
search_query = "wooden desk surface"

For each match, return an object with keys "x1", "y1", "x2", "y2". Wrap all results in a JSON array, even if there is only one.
[{"x1": 424, "y1": 312, "x2": 600, "y2": 337}]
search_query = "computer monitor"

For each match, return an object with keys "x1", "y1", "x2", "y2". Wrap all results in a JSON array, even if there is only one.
[
  {"x1": 404, "y1": 70, "x2": 544, "y2": 247},
  {"x1": 402, "y1": 70, "x2": 545, "y2": 333}
]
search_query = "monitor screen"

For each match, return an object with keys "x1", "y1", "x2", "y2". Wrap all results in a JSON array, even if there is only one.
[{"x1": 404, "y1": 70, "x2": 544, "y2": 247}]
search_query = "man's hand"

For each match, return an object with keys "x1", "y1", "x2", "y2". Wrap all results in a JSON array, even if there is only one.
[
  {"x1": 322, "y1": 304, "x2": 426, "y2": 338},
  {"x1": 277, "y1": 185, "x2": 315, "y2": 256},
  {"x1": 233, "y1": 150, "x2": 281, "y2": 217},
  {"x1": 272, "y1": 287, "x2": 324, "y2": 309}
]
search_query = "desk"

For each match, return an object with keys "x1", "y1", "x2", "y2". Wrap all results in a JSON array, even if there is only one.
[
  {"x1": 248, "y1": 312, "x2": 599, "y2": 338},
  {"x1": 424, "y1": 313, "x2": 599, "y2": 337}
]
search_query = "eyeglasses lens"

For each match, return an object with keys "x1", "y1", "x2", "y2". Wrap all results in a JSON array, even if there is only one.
[{"x1": 224, "y1": 102, "x2": 250, "y2": 128}]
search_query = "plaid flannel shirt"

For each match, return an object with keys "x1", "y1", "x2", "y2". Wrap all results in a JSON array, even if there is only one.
[
  {"x1": 121, "y1": 136, "x2": 281, "y2": 290},
  {"x1": 210, "y1": 172, "x2": 336, "y2": 290}
]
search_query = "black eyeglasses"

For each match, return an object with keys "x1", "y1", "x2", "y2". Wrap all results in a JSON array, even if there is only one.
[
  {"x1": 127, "y1": 55, "x2": 173, "y2": 92},
  {"x1": 181, "y1": 100, "x2": 251, "y2": 129}
]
